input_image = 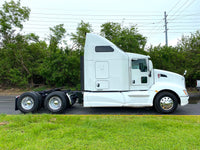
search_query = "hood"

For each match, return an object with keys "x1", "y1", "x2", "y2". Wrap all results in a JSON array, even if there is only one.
[{"x1": 154, "y1": 69, "x2": 186, "y2": 88}]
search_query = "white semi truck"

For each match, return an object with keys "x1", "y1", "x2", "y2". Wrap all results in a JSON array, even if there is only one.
[{"x1": 15, "y1": 33, "x2": 189, "y2": 114}]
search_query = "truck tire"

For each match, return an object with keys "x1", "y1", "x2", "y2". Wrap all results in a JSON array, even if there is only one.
[
  {"x1": 44, "y1": 91, "x2": 68, "y2": 114},
  {"x1": 17, "y1": 92, "x2": 40, "y2": 113},
  {"x1": 34, "y1": 92, "x2": 42, "y2": 109},
  {"x1": 154, "y1": 92, "x2": 178, "y2": 114}
]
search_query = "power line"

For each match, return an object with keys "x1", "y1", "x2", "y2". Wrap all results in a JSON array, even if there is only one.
[
  {"x1": 29, "y1": 15, "x2": 200, "y2": 19},
  {"x1": 143, "y1": 18, "x2": 163, "y2": 35},
  {"x1": 168, "y1": 17, "x2": 200, "y2": 20},
  {"x1": 29, "y1": 7, "x2": 163, "y2": 13},
  {"x1": 31, "y1": 12, "x2": 163, "y2": 17},
  {"x1": 170, "y1": 0, "x2": 197, "y2": 21},
  {"x1": 27, "y1": 19, "x2": 162, "y2": 25},
  {"x1": 165, "y1": 0, "x2": 199, "y2": 45},
  {"x1": 30, "y1": 12, "x2": 200, "y2": 17},
  {"x1": 14, "y1": 9, "x2": 200, "y2": 46},
  {"x1": 28, "y1": 16, "x2": 163, "y2": 21},
  {"x1": 168, "y1": 24, "x2": 200, "y2": 27},
  {"x1": 23, "y1": 23, "x2": 168, "y2": 28},
  {"x1": 169, "y1": 21, "x2": 200, "y2": 23},
  {"x1": 23, "y1": 25, "x2": 200, "y2": 31},
  {"x1": 21, "y1": 30, "x2": 190, "y2": 34},
  {"x1": 168, "y1": 0, "x2": 190, "y2": 20},
  {"x1": 168, "y1": 0, "x2": 183, "y2": 15}
]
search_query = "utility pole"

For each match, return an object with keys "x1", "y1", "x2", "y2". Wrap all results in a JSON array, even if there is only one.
[
  {"x1": 164, "y1": 11, "x2": 168, "y2": 47},
  {"x1": 121, "y1": 18, "x2": 125, "y2": 28}
]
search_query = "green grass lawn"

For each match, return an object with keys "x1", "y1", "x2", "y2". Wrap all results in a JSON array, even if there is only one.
[{"x1": 0, "y1": 115, "x2": 199, "y2": 150}]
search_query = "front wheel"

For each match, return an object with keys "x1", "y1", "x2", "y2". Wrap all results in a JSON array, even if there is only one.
[{"x1": 154, "y1": 92, "x2": 178, "y2": 114}]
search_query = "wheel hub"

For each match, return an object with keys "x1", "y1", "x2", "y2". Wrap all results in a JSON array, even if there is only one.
[
  {"x1": 49, "y1": 97, "x2": 62, "y2": 110},
  {"x1": 160, "y1": 97, "x2": 174, "y2": 110},
  {"x1": 21, "y1": 97, "x2": 34, "y2": 110},
  {"x1": 54, "y1": 100, "x2": 59, "y2": 105},
  {"x1": 27, "y1": 100, "x2": 32, "y2": 105}
]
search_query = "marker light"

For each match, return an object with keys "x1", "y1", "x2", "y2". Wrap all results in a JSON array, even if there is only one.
[{"x1": 183, "y1": 90, "x2": 188, "y2": 96}]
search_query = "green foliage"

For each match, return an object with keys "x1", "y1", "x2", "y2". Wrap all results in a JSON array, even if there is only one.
[
  {"x1": 100, "y1": 22, "x2": 121, "y2": 41},
  {"x1": 149, "y1": 45, "x2": 186, "y2": 74},
  {"x1": 7, "y1": 68, "x2": 28, "y2": 86},
  {"x1": 49, "y1": 24, "x2": 66, "y2": 51},
  {"x1": 0, "y1": 115, "x2": 200, "y2": 149},
  {"x1": 40, "y1": 47, "x2": 81, "y2": 87},
  {"x1": 70, "y1": 21, "x2": 93, "y2": 50},
  {"x1": 40, "y1": 24, "x2": 80, "y2": 87},
  {"x1": 0, "y1": 0, "x2": 30, "y2": 46},
  {"x1": 0, "y1": 0, "x2": 32, "y2": 87},
  {"x1": 149, "y1": 31, "x2": 200, "y2": 87},
  {"x1": 25, "y1": 33, "x2": 40, "y2": 43},
  {"x1": 40, "y1": 49, "x2": 68, "y2": 86},
  {"x1": 178, "y1": 31, "x2": 200, "y2": 86},
  {"x1": 0, "y1": 33, "x2": 47, "y2": 87},
  {"x1": 101, "y1": 22, "x2": 147, "y2": 54}
]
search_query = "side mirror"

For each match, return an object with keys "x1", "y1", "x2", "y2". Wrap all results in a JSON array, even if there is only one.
[
  {"x1": 149, "y1": 60, "x2": 153, "y2": 71},
  {"x1": 183, "y1": 70, "x2": 187, "y2": 76},
  {"x1": 148, "y1": 60, "x2": 153, "y2": 77}
]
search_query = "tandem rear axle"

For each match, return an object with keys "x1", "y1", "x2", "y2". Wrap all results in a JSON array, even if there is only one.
[{"x1": 15, "y1": 88, "x2": 82, "y2": 113}]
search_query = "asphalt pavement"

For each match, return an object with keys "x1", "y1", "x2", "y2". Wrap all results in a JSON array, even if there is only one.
[{"x1": 0, "y1": 95, "x2": 200, "y2": 115}]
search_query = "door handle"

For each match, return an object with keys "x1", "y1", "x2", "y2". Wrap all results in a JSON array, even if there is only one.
[
  {"x1": 97, "y1": 83, "x2": 100, "y2": 87},
  {"x1": 149, "y1": 71, "x2": 151, "y2": 77}
]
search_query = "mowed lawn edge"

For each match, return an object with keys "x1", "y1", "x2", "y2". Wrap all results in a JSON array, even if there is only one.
[{"x1": 0, "y1": 114, "x2": 199, "y2": 150}]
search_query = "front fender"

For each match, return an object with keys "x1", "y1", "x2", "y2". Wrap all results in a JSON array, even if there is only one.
[{"x1": 149, "y1": 82, "x2": 188, "y2": 102}]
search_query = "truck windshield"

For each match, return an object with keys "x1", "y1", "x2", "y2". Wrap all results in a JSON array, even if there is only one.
[{"x1": 132, "y1": 59, "x2": 147, "y2": 72}]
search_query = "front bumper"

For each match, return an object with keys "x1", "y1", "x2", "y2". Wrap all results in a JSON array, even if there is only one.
[
  {"x1": 15, "y1": 96, "x2": 20, "y2": 110},
  {"x1": 180, "y1": 96, "x2": 189, "y2": 106}
]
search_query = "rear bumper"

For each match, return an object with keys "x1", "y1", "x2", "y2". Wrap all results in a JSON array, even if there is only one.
[{"x1": 180, "y1": 96, "x2": 189, "y2": 106}]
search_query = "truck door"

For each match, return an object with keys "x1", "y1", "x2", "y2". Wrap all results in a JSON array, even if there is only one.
[{"x1": 130, "y1": 59, "x2": 152, "y2": 90}]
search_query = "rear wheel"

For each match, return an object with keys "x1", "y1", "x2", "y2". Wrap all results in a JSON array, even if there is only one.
[
  {"x1": 17, "y1": 92, "x2": 40, "y2": 113},
  {"x1": 44, "y1": 91, "x2": 68, "y2": 114},
  {"x1": 154, "y1": 92, "x2": 178, "y2": 114}
]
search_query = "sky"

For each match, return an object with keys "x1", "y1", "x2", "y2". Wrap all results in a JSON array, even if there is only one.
[{"x1": 0, "y1": 0, "x2": 199, "y2": 48}]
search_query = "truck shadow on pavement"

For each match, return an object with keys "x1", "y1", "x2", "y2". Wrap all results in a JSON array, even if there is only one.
[{"x1": 36, "y1": 103, "x2": 159, "y2": 115}]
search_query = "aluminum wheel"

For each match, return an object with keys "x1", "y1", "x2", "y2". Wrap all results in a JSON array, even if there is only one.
[
  {"x1": 160, "y1": 96, "x2": 174, "y2": 111},
  {"x1": 49, "y1": 96, "x2": 62, "y2": 110},
  {"x1": 21, "y1": 96, "x2": 34, "y2": 110}
]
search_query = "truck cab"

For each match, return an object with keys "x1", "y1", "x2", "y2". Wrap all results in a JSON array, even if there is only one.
[{"x1": 83, "y1": 33, "x2": 189, "y2": 113}]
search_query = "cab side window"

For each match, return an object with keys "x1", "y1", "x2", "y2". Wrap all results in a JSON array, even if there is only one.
[{"x1": 131, "y1": 59, "x2": 147, "y2": 72}]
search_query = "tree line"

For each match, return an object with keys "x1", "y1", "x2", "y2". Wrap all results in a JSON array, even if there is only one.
[{"x1": 0, "y1": 0, "x2": 199, "y2": 89}]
